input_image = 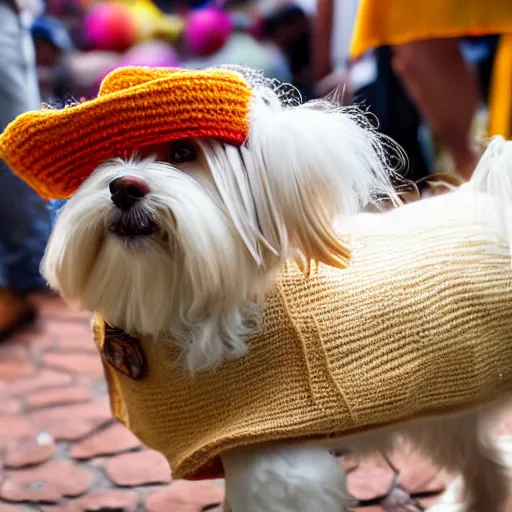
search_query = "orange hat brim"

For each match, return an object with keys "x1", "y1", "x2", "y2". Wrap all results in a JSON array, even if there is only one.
[{"x1": 0, "y1": 67, "x2": 252, "y2": 200}]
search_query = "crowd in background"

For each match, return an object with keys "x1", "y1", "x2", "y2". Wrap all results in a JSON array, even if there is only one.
[{"x1": 0, "y1": 0, "x2": 511, "y2": 338}]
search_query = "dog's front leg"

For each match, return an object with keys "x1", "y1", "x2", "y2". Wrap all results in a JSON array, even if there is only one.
[{"x1": 221, "y1": 443, "x2": 353, "y2": 512}]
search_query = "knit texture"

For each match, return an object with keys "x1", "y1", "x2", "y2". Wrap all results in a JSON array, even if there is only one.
[
  {"x1": 0, "y1": 67, "x2": 252, "y2": 200},
  {"x1": 91, "y1": 194, "x2": 512, "y2": 481}
]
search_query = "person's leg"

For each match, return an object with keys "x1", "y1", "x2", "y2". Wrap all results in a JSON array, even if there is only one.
[
  {"x1": 0, "y1": 4, "x2": 52, "y2": 337},
  {"x1": 352, "y1": 46, "x2": 432, "y2": 185},
  {"x1": 391, "y1": 38, "x2": 480, "y2": 180}
]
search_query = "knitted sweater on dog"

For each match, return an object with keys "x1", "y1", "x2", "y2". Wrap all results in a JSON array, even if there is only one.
[{"x1": 91, "y1": 192, "x2": 512, "y2": 481}]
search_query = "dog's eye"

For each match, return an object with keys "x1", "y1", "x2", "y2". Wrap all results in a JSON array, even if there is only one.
[{"x1": 169, "y1": 141, "x2": 197, "y2": 164}]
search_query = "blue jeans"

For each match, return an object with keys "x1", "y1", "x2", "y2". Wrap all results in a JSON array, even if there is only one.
[{"x1": 0, "y1": 3, "x2": 52, "y2": 293}]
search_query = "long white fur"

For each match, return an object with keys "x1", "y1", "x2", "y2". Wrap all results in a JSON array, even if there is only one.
[
  {"x1": 42, "y1": 69, "x2": 512, "y2": 511},
  {"x1": 42, "y1": 82, "x2": 399, "y2": 373},
  {"x1": 463, "y1": 136, "x2": 512, "y2": 256}
]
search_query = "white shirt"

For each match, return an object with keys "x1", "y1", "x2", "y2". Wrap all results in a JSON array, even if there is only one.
[{"x1": 330, "y1": 0, "x2": 360, "y2": 72}]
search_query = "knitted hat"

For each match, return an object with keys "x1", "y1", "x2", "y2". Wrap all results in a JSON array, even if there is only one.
[{"x1": 0, "y1": 66, "x2": 253, "y2": 199}]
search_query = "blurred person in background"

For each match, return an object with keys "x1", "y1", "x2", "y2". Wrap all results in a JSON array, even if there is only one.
[
  {"x1": 313, "y1": 0, "x2": 432, "y2": 184},
  {"x1": 261, "y1": 3, "x2": 313, "y2": 98},
  {"x1": 31, "y1": 15, "x2": 74, "y2": 104},
  {"x1": 350, "y1": 0, "x2": 512, "y2": 180},
  {"x1": 313, "y1": 0, "x2": 358, "y2": 96},
  {"x1": 0, "y1": 0, "x2": 52, "y2": 339},
  {"x1": 314, "y1": 0, "x2": 509, "y2": 183}
]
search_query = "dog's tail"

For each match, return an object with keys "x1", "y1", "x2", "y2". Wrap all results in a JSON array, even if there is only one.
[{"x1": 463, "y1": 136, "x2": 512, "y2": 259}]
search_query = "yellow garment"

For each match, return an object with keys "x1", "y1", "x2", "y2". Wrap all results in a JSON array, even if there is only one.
[
  {"x1": 91, "y1": 194, "x2": 512, "y2": 481},
  {"x1": 489, "y1": 34, "x2": 512, "y2": 139},
  {"x1": 350, "y1": 0, "x2": 512, "y2": 141},
  {"x1": 350, "y1": 0, "x2": 512, "y2": 59}
]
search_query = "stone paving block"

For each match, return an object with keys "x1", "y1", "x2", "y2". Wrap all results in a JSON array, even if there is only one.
[
  {"x1": 41, "y1": 490, "x2": 140, "y2": 512},
  {"x1": 8, "y1": 370, "x2": 72, "y2": 395},
  {"x1": 0, "y1": 460, "x2": 93, "y2": 503},
  {"x1": 26, "y1": 386, "x2": 91, "y2": 410},
  {"x1": 4, "y1": 436, "x2": 56, "y2": 469},
  {"x1": 105, "y1": 449, "x2": 172, "y2": 487},
  {"x1": 0, "y1": 415, "x2": 37, "y2": 441},
  {"x1": 145, "y1": 481, "x2": 225, "y2": 512},
  {"x1": 41, "y1": 353, "x2": 104, "y2": 378},
  {"x1": 0, "y1": 505, "x2": 32, "y2": 512},
  {"x1": 36, "y1": 321, "x2": 98, "y2": 352},
  {"x1": 0, "y1": 361, "x2": 34, "y2": 381},
  {"x1": 29, "y1": 399, "x2": 111, "y2": 424},
  {"x1": 45, "y1": 418, "x2": 108, "y2": 442},
  {"x1": 0, "y1": 397, "x2": 22, "y2": 415},
  {"x1": 78, "y1": 490, "x2": 139, "y2": 512},
  {"x1": 70, "y1": 422, "x2": 141, "y2": 460}
]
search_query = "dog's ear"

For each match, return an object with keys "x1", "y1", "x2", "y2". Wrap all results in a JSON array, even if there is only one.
[{"x1": 246, "y1": 94, "x2": 399, "y2": 268}]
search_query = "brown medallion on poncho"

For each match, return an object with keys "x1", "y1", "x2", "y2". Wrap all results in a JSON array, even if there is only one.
[{"x1": 103, "y1": 324, "x2": 146, "y2": 380}]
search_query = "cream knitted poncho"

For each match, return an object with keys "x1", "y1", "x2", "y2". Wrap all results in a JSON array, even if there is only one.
[{"x1": 92, "y1": 187, "x2": 512, "y2": 481}]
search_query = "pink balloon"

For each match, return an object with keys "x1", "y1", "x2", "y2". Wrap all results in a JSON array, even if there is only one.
[
  {"x1": 83, "y1": 3, "x2": 138, "y2": 52},
  {"x1": 185, "y1": 7, "x2": 232, "y2": 57}
]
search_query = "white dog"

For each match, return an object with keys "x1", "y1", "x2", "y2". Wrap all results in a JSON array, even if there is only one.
[{"x1": 42, "y1": 73, "x2": 512, "y2": 512}]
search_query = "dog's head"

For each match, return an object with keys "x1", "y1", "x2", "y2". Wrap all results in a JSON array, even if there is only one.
[{"x1": 42, "y1": 69, "x2": 398, "y2": 372}]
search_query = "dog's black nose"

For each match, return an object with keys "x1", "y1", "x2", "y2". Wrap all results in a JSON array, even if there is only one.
[{"x1": 109, "y1": 177, "x2": 150, "y2": 211}]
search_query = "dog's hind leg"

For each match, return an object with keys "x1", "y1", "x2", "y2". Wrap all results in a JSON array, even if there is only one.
[
  {"x1": 221, "y1": 443, "x2": 353, "y2": 512},
  {"x1": 405, "y1": 412, "x2": 509, "y2": 512}
]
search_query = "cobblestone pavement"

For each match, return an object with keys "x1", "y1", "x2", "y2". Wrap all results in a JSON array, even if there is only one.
[{"x1": 1, "y1": 294, "x2": 511, "y2": 512}]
